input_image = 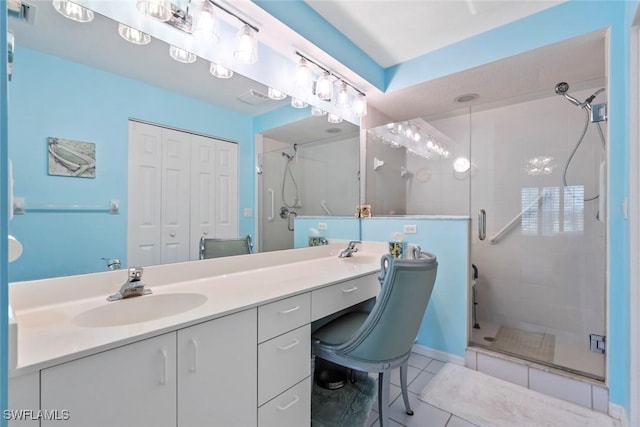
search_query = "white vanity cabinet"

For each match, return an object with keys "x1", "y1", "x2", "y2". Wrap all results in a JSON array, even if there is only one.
[
  {"x1": 39, "y1": 309, "x2": 257, "y2": 427},
  {"x1": 177, "y1": 309, "x2": 257, "y2": 427},
  {"x1": 41, "y1": 333, "x2": 177, "y2": 427},
  {"x1": 257, "y1": 293, "x2": 311, "y2": 427}
]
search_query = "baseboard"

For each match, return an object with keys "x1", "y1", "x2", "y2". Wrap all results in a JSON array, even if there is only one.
[
  {"x1": 609, "y1": 403, "x2": 629, "y2": 427},
  {"x1": 412, "y1": 344, "x2": 465, "y2": 366}
]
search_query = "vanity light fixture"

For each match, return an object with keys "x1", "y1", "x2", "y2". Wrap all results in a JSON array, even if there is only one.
[
  {"x1": 327, "y1": 113, "x2": 343, "y2": 124},
  {"x1": 291, "y1": 98, "x2": 308, "y2": 109},
  {"x1": 234, "y1": 24, "x2": 258, "y2": 64},
  {"x1": 52, "y1": 0, "x2": 94, "y2": 23},
  {"x1": 268, "y1": 87, "x2": 287, "y2": 100},
  {"x1": 192, "y1": 0, "x2": 220, "y2": 44},
  {"x1": 169, "y1": 45, "x2": 197, "y2": 63},
  {"x1": 118, "y1": 23, "x2": 151, "y2": 45},
  {"x1": 209, "y1": 62, "x2": 233, "y2": 78},
  {"x1": 137, "y1": 0, "x2": 172, "y2": 22}
]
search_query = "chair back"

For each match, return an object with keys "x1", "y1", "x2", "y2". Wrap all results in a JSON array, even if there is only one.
[
  {"x1": 337, "y1": 251, "x2": 438, "y2": 363},
  {"x1": 199, "y1": 235, "x2": 253, "y2": 259}
]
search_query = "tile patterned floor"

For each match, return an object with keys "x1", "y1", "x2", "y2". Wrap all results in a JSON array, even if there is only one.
[{"x1": 364, "y1": 352, "x2": 479, "y2": 427}]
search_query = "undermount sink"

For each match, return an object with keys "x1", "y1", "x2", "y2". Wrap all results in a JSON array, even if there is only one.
[
  {"x1": 73, "y1": 293, "x2": 208, "y2": 327},
  {"x1": 339, "y1": 254, "x2": 380, "y2": 264}
]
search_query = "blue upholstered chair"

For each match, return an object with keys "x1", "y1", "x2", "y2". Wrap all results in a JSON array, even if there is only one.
[
  {"x1": 312, "y1": 251, "x2": 438, "y2": 427},
  {"x1": 199, "y1": 235, "x2": 253, "y2": 259}
]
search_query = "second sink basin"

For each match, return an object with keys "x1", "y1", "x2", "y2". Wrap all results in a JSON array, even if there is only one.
[{"x1": 73, "y1": 293, "x2": 208, "y2": 327}]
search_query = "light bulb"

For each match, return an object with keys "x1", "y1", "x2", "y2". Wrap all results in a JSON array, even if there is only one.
[
  {"x1": 352, "y1": 93, "x2": 367, "y2": 117},
  {"x1": 118, "y1": 24, "x2": 151, "y2": 45},
  {"x1": 193, "y1": 0, "x2": 220, "y2": 44},
  {"x1": 327, "y1": 113, "x2": 343, "y2": 124},
  {"x1": 315, "y1": 72, "x2": 333, "y2": 100},
  {"x1": 296, "y1": 58, "x2": 312, "y2": 89},
  {"x1": 291, "y1": 98, "x2": 308, "y2": 109},
  {"x1": 136, "y1": 0, "x2": 172, "y2": 21},
  {"x1": 268, "y1": 87, "x2": 287, "y2": 100},
  {"x1": 234, "y1": 25, "x2": 258, "y2": 64},
  {"x1": 209, "y1": 63, "x2": 233, "y2": 79},
  {"x1": 311, "y1": 106, "x2": 326, "y2": 116},
  {"x1": 335, "y1": 82, "x2": 351, "y2": 109},
  {"x1": 53, "y1": 0, "x2": 94, "y2": 22},
  {"x1": 169, "y1": 45, "x2": 197, "y2": 64}
]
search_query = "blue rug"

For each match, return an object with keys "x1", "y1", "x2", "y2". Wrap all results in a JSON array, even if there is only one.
[{"x1": 311, "y1": 375, "x2": 377, "y2": 427}]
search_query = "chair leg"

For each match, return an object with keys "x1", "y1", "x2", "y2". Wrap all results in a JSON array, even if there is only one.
[
  {"x1": 400, "y1": 360, "x2": 414, "y2": 416},
  {"x1": 378, "y1": 371, "x2": 390, "y2": 427}
]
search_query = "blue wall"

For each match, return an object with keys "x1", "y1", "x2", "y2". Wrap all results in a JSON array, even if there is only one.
[
  {"x1": 361, "y1": 218, "x2": 469, "y2": 358},
  {"x1": 293, "y1": 217, "x2": 360, "y2": 248},
  {"x1": 8, "y1": 47, "x2": 254, "y2": 280}
]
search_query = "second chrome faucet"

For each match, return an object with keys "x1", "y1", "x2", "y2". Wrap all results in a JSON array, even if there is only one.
[{"x1": 107, "y1": 267, "x2": 152, "y2": 301}]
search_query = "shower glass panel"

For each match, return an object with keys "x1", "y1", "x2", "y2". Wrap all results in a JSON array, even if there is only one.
[
  {"x1": 469, "y1": 87, "x2": 606, "y2": 380},
  {"x1": 257, "y1": 127, "x2": 360, "y2": 252}
]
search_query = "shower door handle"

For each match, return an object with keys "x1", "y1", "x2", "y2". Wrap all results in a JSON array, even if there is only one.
[
  {"x1": 267, "y1": 188, "x2": 275, "y2": 222},
  {"x1": 478, "y1": 209, "x2": 486, "y2": 241}
]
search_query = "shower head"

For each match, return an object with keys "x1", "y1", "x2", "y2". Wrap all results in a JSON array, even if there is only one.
[
  {"x1": 281, "y1": 152, "x2": 293, "y2": 160},
  {"x1": 555, "y1": 81, "x2": 582, "y2": 108},
  {"x1": 554, "y1": 82, "x2": 570, "y2": 95},
  {"x1": 281, "y1": 144, "x2": 298, "y2": 160}
]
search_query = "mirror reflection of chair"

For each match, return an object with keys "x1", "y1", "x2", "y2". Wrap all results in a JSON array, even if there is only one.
[
  {"x1": 312, "y1": 251, "x2": 438, "y2": 427},
  {"x1": 199, "y1": 235, "x2": 253, "y2": 259}
]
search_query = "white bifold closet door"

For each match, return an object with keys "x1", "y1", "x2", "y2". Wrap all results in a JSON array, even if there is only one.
[{"x1": 128, "y1": 121, "x2": 238, "y2": 267}]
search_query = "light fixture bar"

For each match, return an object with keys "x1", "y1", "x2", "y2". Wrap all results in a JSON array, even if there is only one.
[
  {"x1": 208, "y1": 0, "x2": 259, "y2": 33},
  {"x1": 295, "y1": 50, "x2": 366, "y2": 97}
]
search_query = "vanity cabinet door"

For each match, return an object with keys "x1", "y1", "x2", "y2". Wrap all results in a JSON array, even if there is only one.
[
  {"x1": 177, "y1": 308, "x2": 257, "y2": 427},
  {"x1": 41, "y1": 333, "x2": 176, "y2": 427}
]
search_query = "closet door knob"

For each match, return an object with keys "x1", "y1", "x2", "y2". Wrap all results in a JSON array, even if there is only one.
[{"x1": 170, "y1": 232, "x2": 176, "y2": 237}]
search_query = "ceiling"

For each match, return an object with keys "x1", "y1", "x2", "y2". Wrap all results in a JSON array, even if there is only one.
[
  {"x1": 305, "y1": 0, "x2": 567, "y2": 68},
  {"x1": 9, "y1": 0, "x2": 605, "y2": 127}
]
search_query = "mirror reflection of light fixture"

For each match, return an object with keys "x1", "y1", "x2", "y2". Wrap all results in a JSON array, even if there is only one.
[
  {"x1": 268, "y1": 87, "x2": 287, "y2": 100},
  {"x1": 209, "y1": 62, "x2": 233, "y2": 79},
  {"x1": 291, "y1": 98, "x2": 308, "y2": 109},
  {"x1": 53, "y1": 0, "x2": 94, "y2": 22},
  {"x1": 192, "y1": 0, "x2": 220, "y2": 44},
  {"x1": 453, "y1": 157, "x2": 471, "y2": 173},
  {"x1": 310, "y1": 106, "x2": 326, "y2": 116},
  {"x1": 118, "y1": 24, "x2": 151, "y2": 45},
  {"x1": 169, "y1": 45, "x2": 197, "y2": 64},
  {"x1": 327, "y1": 113, "x2": 343, "y2": 124},
  {"x1": 315, "y1": 72, "x2": 333, "y2": 100},
  {"x1": 137, "y1": 0, "x2": 172, "y2": 22},
  {"x1": 234, "y1": 24, "x2": 258, "y2": 64},
  {"x1": 352, "y1": 92, "x2": 367, "y2": 117},
  {"x1": 335, "y1": 82, "x2": 351, "y2": 109}
]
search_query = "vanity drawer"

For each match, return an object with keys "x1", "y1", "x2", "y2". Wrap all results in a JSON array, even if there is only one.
[
  {"x1": 258, "y1": 293, "x2": 310, "y2": 343},
  {"x1": 258, "y1": 324, "x2": 310, "y2": 406},
  {"x1": 311, "y1": 274, "x2": 380, "y2": 321},
  {"x1": 258, "y1": 377, "x2": 311, "y2": 427}
]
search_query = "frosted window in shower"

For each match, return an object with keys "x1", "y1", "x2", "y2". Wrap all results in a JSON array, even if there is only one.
[
  {"x1": 521, "y1": 187, "x2": 539, "y2": 235},
  {"x1": 542, "y1": 187, "x2": 560, "y2": 235}
]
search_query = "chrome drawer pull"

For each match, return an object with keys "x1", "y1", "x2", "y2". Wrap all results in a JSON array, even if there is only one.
[
  {"x1": 277, "y1": 395, "x2": 299, "y2": 411},
  {"x1": 341, "y1": 286, "x2": 358, "y2": 293},
  {"x1": 277, "y1": 339, "x2": 300, "y2": 351},
  {"x1": 278, "y1": 305, "x2": 300, "y2": 314}
]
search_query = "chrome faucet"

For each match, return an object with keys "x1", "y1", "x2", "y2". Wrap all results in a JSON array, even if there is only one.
[
  {"x1": 338, "y1": 241, "x2": 361, "y2": 258},
  {"x1": 102, "y1": 257, "x2": 121, "y2": 271},
  {"x1": 107, "y1": 267, "x2": 152, "y2": 301}
]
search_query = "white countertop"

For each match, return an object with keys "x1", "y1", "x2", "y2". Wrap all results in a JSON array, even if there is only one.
[{"x1": 9, "y1": 242, "x2": 387, "y2": 375}]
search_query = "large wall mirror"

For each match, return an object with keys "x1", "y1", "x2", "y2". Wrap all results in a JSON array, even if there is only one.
[{"x1": 7, "y1": 0, "x2": 361, "y2": 281}]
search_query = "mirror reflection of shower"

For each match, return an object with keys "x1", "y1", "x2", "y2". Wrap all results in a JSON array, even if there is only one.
[
  {"x1": 281, "y1": 143, "x2": 301, "y2": 209},
  {"x1": 555, "y1": 81, "x2": 607, "y2": 204}
]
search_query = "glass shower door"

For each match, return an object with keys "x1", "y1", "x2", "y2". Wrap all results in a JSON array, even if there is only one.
[{"x1": 469, "y1": 89, "x2": 606, "y2": 380}]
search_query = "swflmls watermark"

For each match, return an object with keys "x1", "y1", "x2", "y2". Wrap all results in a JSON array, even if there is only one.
[{"x1": 3, "y1": 409, "x2": 70, "y2": 421}]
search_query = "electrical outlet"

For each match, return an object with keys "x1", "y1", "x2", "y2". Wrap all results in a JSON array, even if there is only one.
[
  {"x1": 244, "y1": 208, "x2": 253, "y2": 217},
  {"x1": 318, "y1": 223, "x2": 328, "y2": 230},
  {"x1": 403, "y1": 224, "x2": 417, "y2": 234}
]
